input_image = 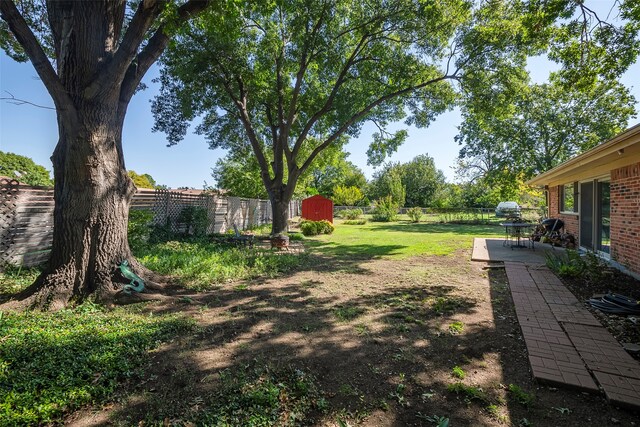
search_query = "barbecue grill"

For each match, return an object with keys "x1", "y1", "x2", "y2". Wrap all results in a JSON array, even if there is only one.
[{"x1": 541, "y1": 218, "x2": 564, "y2": 233}]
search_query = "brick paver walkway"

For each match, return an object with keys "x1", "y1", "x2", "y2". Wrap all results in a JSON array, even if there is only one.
[{"x1": 504, "y1": 262, "x2": 640, "y2": 410}]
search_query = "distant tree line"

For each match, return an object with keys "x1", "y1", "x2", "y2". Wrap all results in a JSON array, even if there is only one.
[
  {"x1": 213, "y1": 149, "x2": 544, "y2": 210},
  {"x1": 0, "y1": 151, "x2": 161, "y2": 191}
]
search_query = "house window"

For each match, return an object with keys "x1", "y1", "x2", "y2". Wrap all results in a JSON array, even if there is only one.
[{"x1": 560, "y1": 183, "x2": 577, "y2": 213}]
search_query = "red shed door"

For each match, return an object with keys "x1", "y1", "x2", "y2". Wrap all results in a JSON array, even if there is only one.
[{"x1": 302, "y1": 196, "x2": 333, "y2": 222}]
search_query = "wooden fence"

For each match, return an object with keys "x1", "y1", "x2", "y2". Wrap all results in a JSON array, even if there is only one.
[{"x1": 0, "y1": 178, "x2": 300, "y2": 267}]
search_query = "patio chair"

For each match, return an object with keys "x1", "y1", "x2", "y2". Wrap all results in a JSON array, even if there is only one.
[{"x1": 231, "y1": 223, "x2": 255, "y2": 248}]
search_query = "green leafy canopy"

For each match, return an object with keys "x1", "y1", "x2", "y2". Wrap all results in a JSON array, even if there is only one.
[
  {"x1": 152, "y1": 0, "x2": 484, "y2": 209},
  {"x1": 0, "y1": 151, "x2": 53, "y2": 187},
  {"x1": 457, "y1": 78, "x2": 637, "y2": 190}
]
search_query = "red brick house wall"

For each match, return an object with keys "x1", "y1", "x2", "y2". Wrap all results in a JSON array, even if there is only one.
[
  {"x1": 610, "y1": 162, "x2": 640, "y2": 274},
  {"x1": 547, "y1": 186, "x2": 579, "y2": 240},
  {"x1": 548, "y1": 186, "x2": 559, "y2": 216}
]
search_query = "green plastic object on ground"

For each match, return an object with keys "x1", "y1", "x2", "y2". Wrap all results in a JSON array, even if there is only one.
[{"x1": 116, "y1": 260, "x2": 145, "y2": 294}]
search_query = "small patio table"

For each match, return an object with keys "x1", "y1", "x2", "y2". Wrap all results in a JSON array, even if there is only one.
[{"x1": 500, "y1": 222, "x2": 535, "y2": 249}]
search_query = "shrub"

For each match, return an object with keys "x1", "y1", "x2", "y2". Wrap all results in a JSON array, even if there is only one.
[
  {"x1": 339, "y1": 208, "x2": 363, "y2": 220},
  {"x1": 371, "y1": 196, "x2": 399, "y2": 222},
  {"x1": 333, "y1": 185, "x2": 364, "y2": 206},
  {"x1": 582, "y1": 251, "x2": 609, "y2": 283},
  {"x1": 128, "y1": 209, "x2": 154, "y2": 249},
  {"x1": 545, "y1": 249, "x2": 609, "y2": 283},
  {"x1": 406, "y1": 207, "x2": 423, "y2": 223},
  {"x1": 318, "y1": 220, "x2": 335, "y2": 234},
  {"x1": 288, "y1": 232, "x2": 305, "y2": 241},
  {"x1": 300, "y1": 219, "x2": 335, "y2": 236},
  {"x1": 545, "y1": 250, "x2": 584, "y2": 278},
  {"x1": 149, "y1": 220, "x2": 173, "y2": 243},
  {"x1": 176, "y1": 206, "x2": 209, "y2": 236},
  {"x1": 300, "y1": 220, "x2": 318, "y2": 236}
]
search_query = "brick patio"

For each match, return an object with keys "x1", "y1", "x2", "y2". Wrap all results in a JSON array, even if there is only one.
[{"x1": 504, "y1": 262, "x2": 640, "y2": 410}]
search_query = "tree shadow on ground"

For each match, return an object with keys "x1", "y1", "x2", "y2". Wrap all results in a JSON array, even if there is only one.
[
  {"x1": 65, "y1": 257, "x2": 640, "y2": 426},
  {"x1": 83, "y1": 280, "x2": 492, "y2": 425}
]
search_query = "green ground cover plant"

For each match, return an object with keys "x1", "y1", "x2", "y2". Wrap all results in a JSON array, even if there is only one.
[
  {"x1": 0, "y1": 303, "x2": 194, "y2": 425},
  {"x1": 447, "y1": 382, "x2": 490, "y2": 405},
  {"x1": 1, "y1": 218, "x2": 634, "y2": 425},
  {"x1": 343, "y1": 219, "x2": 367, "y2": 225},
  {"x1": 333, "y1": 305, "x2": 366, "y2": 322},
  {"x1": 508, "y1": 384, "x2": 535, "y2": 407},
  {"x1": 448, "y1": 321, "x2": 465, "y2": 335},
  {"x1": 0, "y1": 265, "x2": 41, "y2": 297},
  {"x1": 135, "y1": 240, "x2": 305, "y2": 290},
  {"x1": 288, "y1": 231, "x2": 305, "y2": 241},
  {"x1": 451, "y1": 366, "x2": 466, "y2": 379}
]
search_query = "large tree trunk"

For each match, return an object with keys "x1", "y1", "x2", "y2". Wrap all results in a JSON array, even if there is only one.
[
  {"x1": 0, "y1": 0, "x2": 209, "y2": 309},
  {"x1": 268, "y1": 186, "x2": 294, "y2": 236},
  {"x1": 16, "y1": 100, "x2": 141, "y2": 309}
]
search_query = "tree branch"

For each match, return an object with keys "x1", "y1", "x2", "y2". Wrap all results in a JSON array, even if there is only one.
[
  {"x1": 300, "y1": 72, "x2": 459, "y2": 174},
  {"x1": 205, "y1": 44, "x2": 272, "y2": 187},
  {"x1": 274, "y1": 16, "x2": 285, "y2": 186},
  {"x1": 265, "y1": 103, "x2": 279, "y2": 150},
  {"x1": 292, "y1": 33, "x2": 370, "y2": 158},
  {"x1": 235, "y1": 97, "x2": 273, "y2": 187},
  {"x1": 0, "y1": 0, "x2": 75, "y2": 118},
  {"x1": 283, "y1": 1, "x2": 328, "y2": 139},
  {"x1": 1, "y1": 91, "x2": 55, "y2": 110},
  {"x1": 84, "y1": 0, "x2": 163, "y2": 98},
  {"x1": 119, "y1": 0, "x2": 210, "y2": 109}
]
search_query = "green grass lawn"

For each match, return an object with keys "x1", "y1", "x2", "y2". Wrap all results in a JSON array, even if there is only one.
[{"x1": 304, "y1": 219, "x2": 503, "y2": 259}]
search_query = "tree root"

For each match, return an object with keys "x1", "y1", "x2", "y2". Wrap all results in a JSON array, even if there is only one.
[{"x1": 1, "y1": 258, "x2": 183, "y2": 311}]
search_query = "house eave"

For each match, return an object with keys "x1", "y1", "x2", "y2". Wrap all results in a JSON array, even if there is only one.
[{"x1": 527, "y1": 123, "x2": 640, "y2": 187}]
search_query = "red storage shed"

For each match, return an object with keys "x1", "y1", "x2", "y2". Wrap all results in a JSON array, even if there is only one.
[{"x1": 301, "y1": 195, "x2": 333, "y2": 223}]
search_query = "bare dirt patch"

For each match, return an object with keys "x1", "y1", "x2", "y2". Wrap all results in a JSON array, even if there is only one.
[{"x1": 67, "y1": 250, "x2": 639, "y2": 426}]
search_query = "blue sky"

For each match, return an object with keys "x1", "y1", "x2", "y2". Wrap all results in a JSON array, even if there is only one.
[{"x1": 1, "y1": 16, "x2": 639, "y2": 188}]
